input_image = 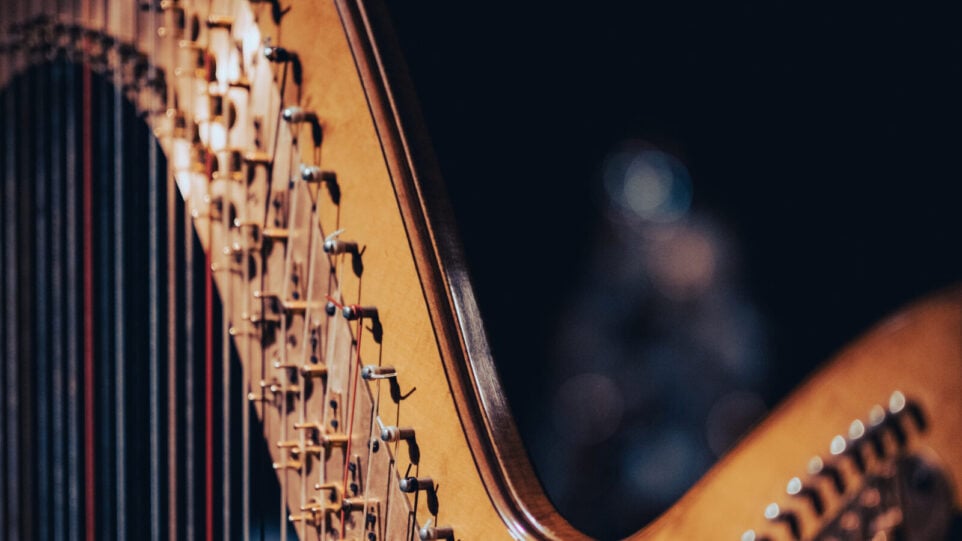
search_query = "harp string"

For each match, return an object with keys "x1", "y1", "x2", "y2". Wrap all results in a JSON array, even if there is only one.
[
  {"x1": 183, "y1": 1, "x2": 197, "y2": 536},
  {"x1": 109, "y1": 0, "x2": 128, "y2": 534},
  {"x1": 35, "y1": 1, "x2": 52, "y2": 538},
  {"x1": 1, "y1": 0, "x2": 19, "y2": 536},
  {"x1": 201, "y1": 2, "x2": 215, "y2": 538},
  {"x1": 165, "y1": 0, "x2": 180, "y2": 537},
  {"x1": 146, "y1": 0, "x2": 163, "y2": 538},
  {"x1": 65, "y1": 0, "x2": 82, "y2": 538},
  {"x1": 1, "y1": 21, "x2": 5, "y2": 540},
  {"x1": 80, "y1": 0, "x2": 95, "y2": 537},
  {"x1": 48, "y1": 0, "x2": 68, "y2": 539}
]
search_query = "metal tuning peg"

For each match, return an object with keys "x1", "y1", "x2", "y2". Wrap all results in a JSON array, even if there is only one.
[
  {"x1": 323, "y1": 230, "x2": 358, "y2": 255},
  {"x1": 267, "y1": 380, "x2": 299, "y2": 395},
  {"x1": 206, "y1": 15, "x2": 233, "y2": 30},
  {"x1": 272, "y1": 459, "x2": 302, "y2": 471},
  {"x1": 399, "y1": 476, "x2": 434, "y2": 494},
  {"x1": 739, "y1": 530, "x2": 772, "y2": 541},
  {"x1": 808, "y1": 456, "x2": 845, "y2": 494},
  {"x1": 361, "y1": 365, "x2": 395, "y2": 380},
  {"x1": 343, "y1": 304, "x2": 377, "y2": 321},
  {"x1": 300, "y1": 363, "x2": 328, "y2": 378},
  {"x1": 300, "y1": 164, "x2": 335, "y2": 184},
  {"x1": 261, "y1": 227, "x2": 289, "y2": 242},
  {"x1": 341, "y1": 496, "x2": 377, "y2": 513},
  {"x1": 889, "y1": 389, "x2": 927, "y2": 432},
  {"x1": 247, "y1": 380, "x2": 271, "y2": 403},
  {"x1": 263, "y1": 44, "x2": 293, "y2": 63},
  {"x1": 243, "y1": 151, "x2": 272, "y2": 169},
  {"x1": 419, "y1": 519, "x2": 455, "y2": 541},
  {"x1": 282, "y1": 106, "x2": 317, "y2": 124},
  {"x1": 786, "y1": 476, "x2": 824, "y2": 516},
  {"x1": 380, "y1": 425, "x2": 415, "y2": 443},
  {"x1": 865, "y1": 404, "x2": 889, "y2": 458},
  {"x1": 763, "y1": 503, "x2": 800, "y2": 540},
  {"x1": 845, "y1": 421, "x2": 868, "y2": 473}
]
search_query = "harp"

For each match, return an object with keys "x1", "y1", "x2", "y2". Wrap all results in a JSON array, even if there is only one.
[{"x1": 2, "y1": 1, "x2": 961, "y2": 540}]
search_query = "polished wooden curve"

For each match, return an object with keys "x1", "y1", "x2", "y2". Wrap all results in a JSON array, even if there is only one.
[{"x1": 1, "y1": 0, "x2": 960, "y2": 540}]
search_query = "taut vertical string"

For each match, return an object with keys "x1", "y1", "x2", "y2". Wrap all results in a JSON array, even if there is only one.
[
  {"x1": 34, "y1": 2, "x2": 53, "y2": 538},
  {"x1": 183, "y1": 2, "x2": 197, "y2": 536},
  {"x1": 81, "y1": 12, "x2": 95, "y2": 541},
  {"x1": 166, "y1": 0, "x2": 180, "y2": 537},
  {"x1": 49, "y1": 0, "x2": 69, "y2": 538},
  {"x1": 65, "y1": 0, "x2": 82, "y2": 537},
  {"x1": 146, "y1": 1, "x2": 163, "y2": 539},
  {"x1": 110, "y1": 0, "x2": 128, "y2": 535},
  {"x1": 0, "y1": 4, "x2": 20, "y2": 538}
]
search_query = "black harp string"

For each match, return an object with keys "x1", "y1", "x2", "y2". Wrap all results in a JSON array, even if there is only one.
[
  {"x1": 65, "y1": 0, "x2": 82, "y2": 537},
  {"x1": 146, "y1": 0, "x2": 163, "y2": 539},
  {"x1": 93, "y1": 0, "x2": 115, "y2": 531},
  {"x1": 49, "y1": 0, "x2": 68, "y2": 538},
  {"x1": 109, "y1": 0, "x2": 128, "y2": 535},
  {"x1": 183, "y1": 1, "x2": 197, "y2": 539},
  {"x1": 166, "y1": 0, "x2": 180, "y2": 535},
  {"x1": 0, "y1": 14, "x2": 5, "y2": 539},
  {"x1": 0, "y1": 4, "x2": 13, "y2": 537},
  {"x1": 34, "y1": 0, "x2": 53, "y2": 537},
  {"x1": 6, "y1": 0, "x2": 18, "y2": 533}
]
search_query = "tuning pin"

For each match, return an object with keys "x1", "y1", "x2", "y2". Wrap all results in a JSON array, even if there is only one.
[
  {"x1": 300, "y1": 364, "x2": 328, "y2": 378},
  {"x1": 263, "y1": 45, "x2": 293, "y2": 63},
  {"x1": 253, "y1": 290, "x2": 280, "y2": 301},
  {"x1": 889, "y1": 390, "x2": 927, "y2": 432},
  {"x1": 300, "y1": 164, "x2": 335, "y2": 184},
  {"x1": 261, "y1": 227, "x2": 289, "y2": 241},
  {"x1": 206, "y1": 15, "x2": 233, "y2": 30},
  {"x1": 323, "y1": 229, "x2": 358, "y2": 255},
  {"x1": 763, "y1": 503, "x2": 800, "y2": 540},
  {"x1": 419, "y1": 520, "x2": 455, "y2": 541},
  {"x1": 282, "y1": 106, "x2": 317, "y2": 124},
  {"x1": 361, "y1": 365, "x2": 396, "y2": 380},
  {"x1": 272, "y1": 460, "x2": 302, "y2": 471},
  {"x1": 739, "y1": 530, "x2": 772, "y2": 541},
  {"x1": 399, "y1": 476, "x2": 434, "y2": 494},
  {"x1": 229, "y1": 76, "x2": 251, "y2": 91},
  {"x1": 267, "y1": 382, "x2": 300, "y2": 395},
  {"x1": 786, "y1": 477, "x2": 824, "y2": 515},
  {"x1": 380, "y1": 425, "x2": 415, "y2": 443},
  {"x1": 243, "y1": 151, "x2": 272, "y2": 167},
  {"x1": 343, "y1": 305, "x2": 377, "y2": 321},
  {"x1": 845, "y1": 421, "x2": 867, "y2": 472},
  {"x1": 292, "y1": 421, "x2": 324, "y2": 432},
  {"x1": 808, "y1": 456, "x2": 845, "y2": 494}
]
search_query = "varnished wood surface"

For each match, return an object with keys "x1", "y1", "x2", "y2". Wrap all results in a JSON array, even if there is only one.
[
  {"x1": 2, "y1": 1, "x2": 961, "y2": 539},
  {"x1": 637, "y1": 286, "x2": 962, "y2": 540}
]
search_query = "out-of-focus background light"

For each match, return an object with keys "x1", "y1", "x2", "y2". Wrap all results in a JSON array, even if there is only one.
[
  {"x1": 530, "y1": 142, "x2": 769, "y2": 527},
  {"x1": 383, "y1": 2, "x2": 962, "y2": 538}
]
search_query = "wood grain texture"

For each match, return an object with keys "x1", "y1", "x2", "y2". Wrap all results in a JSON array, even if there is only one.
[
  {"x1": 637, "y1": 285, "x2": 962, "y2": 539},
  {"x1": 2, "y1": 1, "x2": 960, "y2": 539}
]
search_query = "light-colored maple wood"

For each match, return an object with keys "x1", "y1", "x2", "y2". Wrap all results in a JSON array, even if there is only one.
[
  {"x1": 637, "y1": 286, "x2": 962, "y2": 540},
  {"x1": 2, "y1": 1, "x2": 960, "y2": 539}
]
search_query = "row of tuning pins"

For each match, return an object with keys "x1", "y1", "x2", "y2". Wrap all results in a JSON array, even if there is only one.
[
  {"x1": 201, "y1": 12, "x2": 454, "y2": 538},
  {"x1": 742, "y1": 390, "x2": 928, "y2": 541},
  {"x1": 257, "y1": 155, "x2": 453, "y2": 539}
]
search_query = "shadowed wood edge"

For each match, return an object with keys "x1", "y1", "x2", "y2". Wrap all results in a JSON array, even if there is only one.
[
  {"x1": 637, "y1": 284, "x2": 962, "y2": 540},
  {"x1": 332, "y1": 1, "x2": 589, "y2": 539},
  {"x1": 334, "y1": 2, "x2": 962, "y2": 539}
]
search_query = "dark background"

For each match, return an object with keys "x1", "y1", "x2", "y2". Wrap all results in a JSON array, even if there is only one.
[{"x1": 382, "y1": 3, "x2": 962, "y2": 538}]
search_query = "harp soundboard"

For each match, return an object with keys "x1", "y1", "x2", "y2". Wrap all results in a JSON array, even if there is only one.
[{"x1": 2, "y1": 1, "x2": 961, "y2": 540}]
